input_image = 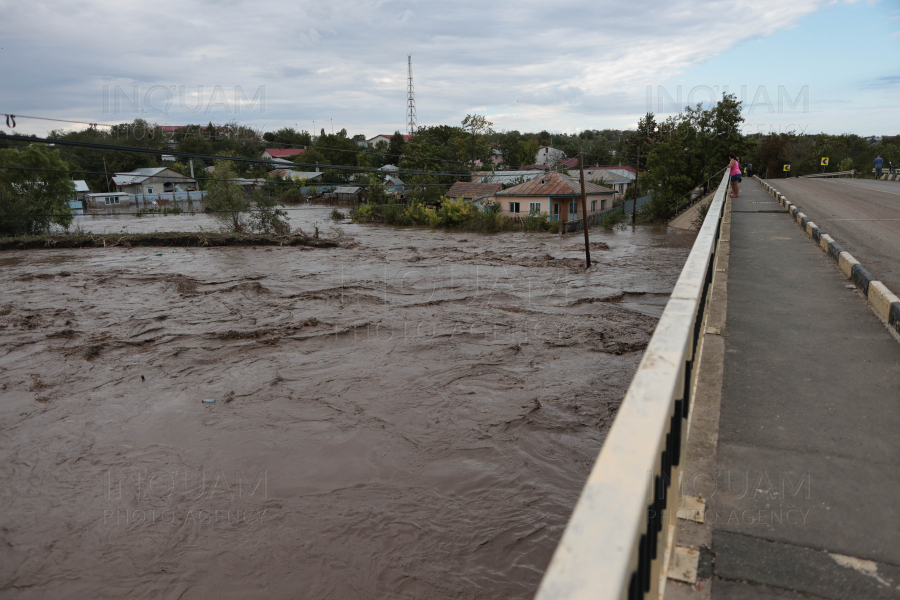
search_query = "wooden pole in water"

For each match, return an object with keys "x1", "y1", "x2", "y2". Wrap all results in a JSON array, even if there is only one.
[{"x1": 579, "y1": 147, "x2": 591, "y2": 269}]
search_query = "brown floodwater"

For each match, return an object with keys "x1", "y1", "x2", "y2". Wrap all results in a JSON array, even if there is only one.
[{"x1": 0, "y1": 214, "x2": 697, "y2": 599}]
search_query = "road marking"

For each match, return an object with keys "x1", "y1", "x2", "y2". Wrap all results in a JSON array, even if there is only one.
[
  {"x1": 825, "y1": 218, "x2": 900, "y2": 221},
  {"x1": 822, "y1": 180, "x2": 900, "y2": 197}
]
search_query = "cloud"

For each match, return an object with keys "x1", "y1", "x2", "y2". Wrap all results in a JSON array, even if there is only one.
[{"x1": 0, "y1": 0, "x2": 836, "y2": 136}]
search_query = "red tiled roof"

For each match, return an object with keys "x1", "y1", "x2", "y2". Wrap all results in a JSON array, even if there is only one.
[
  {"x1": 558, "y1": 158, "x2": 580, "y2": 168},
  {"x1": 446, "y1": 181, "x2": 503, "y2": 199},
  {"x1": 264, "y1": 148, "x2": 305, "y2": 158},
  {"x1": 519, "y1": 164, "x2": 550, "y2": 171},
  {"x1": 496, "y1": 171, "x2": 614, "y2": 196},
  {"x1": 371, "y1": 134, "x2": 412, "y2": 142}
]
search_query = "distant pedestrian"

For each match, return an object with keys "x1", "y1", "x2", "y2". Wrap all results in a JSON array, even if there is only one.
[
  {"x1": 728, "y1": 152, "x2": 741, "y2": 198},
  {"x1": 874, "y1": 155, "x2": 883, "y2": 179},
  {"x1": 747, "y1": 162, "x2": 754, "y2": 178}
]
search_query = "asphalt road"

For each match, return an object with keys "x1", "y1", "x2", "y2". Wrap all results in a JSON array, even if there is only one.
[{"x1": 763, "y1": 177, "x2": 900, "y2": 293}]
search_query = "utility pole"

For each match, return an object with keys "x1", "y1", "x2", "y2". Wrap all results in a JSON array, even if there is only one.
[
  {"x1": 103, "y1": 157, "x2": 110, "y2": 192},
  {"x1": 632, "y1": 144, "x2": 640, "y2": 224},
  {"x1": 579, "y1": 147, "x2": 591, "y2": 269}
]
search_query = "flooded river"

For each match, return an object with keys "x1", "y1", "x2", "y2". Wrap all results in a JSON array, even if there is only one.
[{"x1": 0, "y1": 212, "x2": 697, "y2": 599}]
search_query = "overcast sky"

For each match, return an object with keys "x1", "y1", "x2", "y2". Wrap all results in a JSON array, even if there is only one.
[{"x1": 1, "y1": 0, "x2": 897, "y2": 138}]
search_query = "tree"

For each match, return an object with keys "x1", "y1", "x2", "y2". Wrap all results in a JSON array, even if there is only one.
[
  {"x1": 459, "y1": 114, "x2": 494, "y2": 167},
  {"x1": 387, "y1": 131, "x2": 406, "y2": 164},
  {"x1": 620, "y1": 112, "x2": 657, "y2": 171},
  {"x1": 0, "y1": 146, "x2": 75, "y2": 236},
  {"x1": 204, "y1": 158, "x2": 249, "y2": 232}
]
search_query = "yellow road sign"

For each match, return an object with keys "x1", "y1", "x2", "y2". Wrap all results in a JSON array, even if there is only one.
[
  {"x1": 783, "y1": 164, "x2": 791, "y2": 172},
  {"x1": 821, "y1": 157, "x2": 829, "y2": 166}
]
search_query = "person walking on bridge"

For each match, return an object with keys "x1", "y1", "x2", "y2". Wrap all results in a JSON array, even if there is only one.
[
  {"x1": 874, "y1": 155, "x2": 883, "y2": 179},
  {"x1": 728, "y1": 152, "x2": 741, "y2": 197}
]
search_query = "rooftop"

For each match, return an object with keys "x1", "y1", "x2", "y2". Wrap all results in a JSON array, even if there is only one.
[
  {"x1": 264, "y1": 148, "x2": 305, "y2": 158},
  {"x1": 496, "y1": 171, "x2": 614, "y2": 196},
  {"x1": 446, "y1": 181, "x2": 503, "y2": 200}
]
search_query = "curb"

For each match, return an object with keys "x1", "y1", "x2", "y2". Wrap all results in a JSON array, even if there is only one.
[
  {"x1": 880, "y1": 174, "x2": 900, "y2": 182},
  {"x1": 755, "y1": 176, "x2": 900, "y2": 335}
]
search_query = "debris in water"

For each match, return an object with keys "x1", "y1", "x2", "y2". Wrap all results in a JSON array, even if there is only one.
[
  {"x1": 141, "y1": 375, "x2": 145, "y2": 381},
  {"x1": 202, "y1": 398, "x2": 216, "y2": 404}
]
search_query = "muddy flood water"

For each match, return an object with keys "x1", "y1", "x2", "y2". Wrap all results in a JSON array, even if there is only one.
[{"x1": 0, "y1": 209, "x2": 697, "y2": 599}]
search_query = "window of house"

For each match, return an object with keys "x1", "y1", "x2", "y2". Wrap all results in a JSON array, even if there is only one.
[
  {"x1": 529, "y1": 202, "x2": 541, "y2": 213},
  {"x1": 570, "y1": 201, "x2": 578, "y2": 214},
  {"x1": 147, "y1": 188, "x2": 153, "y2": 194},
  {"x1": 104, "y1": 196, "x2": 119, "y2": 205},
  {"x1": 509, "y1": 202, "x2": 520, "y2": 214},
  {"x1": 591, "y1": 200, "x2": 597, "y2": 212},
  {"x1": 601, "y1": 199, "x2": 607, "y2": 210}
]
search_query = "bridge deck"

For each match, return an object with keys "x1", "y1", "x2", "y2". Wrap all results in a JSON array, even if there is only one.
[{"x1": 694, "y1": 181, "x2": 900, "y2": 598}]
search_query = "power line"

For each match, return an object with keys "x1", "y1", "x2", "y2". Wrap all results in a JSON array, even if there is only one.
[
  {"x1": 0, "y1": 165, "x2": 463, "y2": 186},
  {"x1": 0, "y1": 134, "x2": 473, "y2": 178}
]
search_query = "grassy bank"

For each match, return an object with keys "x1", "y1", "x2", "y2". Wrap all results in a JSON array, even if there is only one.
[{"x1": 0, "y1": 232, "x2": 339, "y2": 251}]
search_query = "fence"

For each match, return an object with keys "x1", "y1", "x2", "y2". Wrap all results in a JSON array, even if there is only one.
[
  {"x1": 129, "y1": 191, "x2": 208, "y2": 207},
  {"x1": 560, "y1": 205, "x2": 625, "y2": 233},
  {"x1": 535, "y1": 170, "x2": 731, "y2": 600}
]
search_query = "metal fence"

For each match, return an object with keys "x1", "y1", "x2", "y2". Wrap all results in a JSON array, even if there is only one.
[
  {"x1": 129, "y1": 191, "x2": 208, "y2": 206},
  {"x1": 535, "y1": 170, "x2": 731, "y2": 600}
]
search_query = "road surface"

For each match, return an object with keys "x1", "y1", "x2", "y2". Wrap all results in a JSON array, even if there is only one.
[{"x1": 763, "y1": 177, "x2": 900, "y2": 293}]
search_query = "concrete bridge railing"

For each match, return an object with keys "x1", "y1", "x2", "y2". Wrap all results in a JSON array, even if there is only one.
[{"x1": 535, "y1": 170, "x2": 731, "y2": 600}]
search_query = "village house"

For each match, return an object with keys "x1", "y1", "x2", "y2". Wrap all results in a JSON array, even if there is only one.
[
  {"x1": 267, "y1": 169, "x2": 324, "y2": 183},
  {"x1": 367, "y1": 134, "x2": 412, "y2": 147},
  {"x1": 491, "y1": 171, "x2": 614, "y2": 221},
  {"x1": 261, "y1": 148, "x2": 305, "y2": 161},
  {"x1": 84, "y1": 192, "x2": 130, "y2": 208},
  {"x1": 477, "y1": 170, "x2": 547, "y2": 186},
  {"x1": 582, "y1": 166, "x2": 636, "y2": 199},
  {"x1": 446, "y1": 181, "x2": 503, "y2": 200},
  {"x1": 534, "y1": 146, "x2": 566, "y2": 167},
  {"x1": 110, "y1": 167, "x2": 198, "y2": 195}
]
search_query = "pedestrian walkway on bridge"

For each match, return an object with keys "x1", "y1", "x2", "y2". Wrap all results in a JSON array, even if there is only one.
[{"x1": 673, "y1": 179, "x2": 900, "y2": 599}]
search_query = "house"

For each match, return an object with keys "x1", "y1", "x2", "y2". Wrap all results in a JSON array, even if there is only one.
[
  {"x1": 474, "y1": 149, "x2": 504, "y2": 168},
  {"x1": 111, "y1": 168, "x2": 198, "y2": 195},
  {"x1": 367, "y1": 134, "x2": 412, "y2": 147},
  {"x1": 477, "y1": 170, "x2": 547, "y2": 186},
  {"x1": 534, "y1": 146, "x2": 566, "y2": 167},
  {"x1": 446, "y1": 181, "x2": 503, "y2": 200},
  {"x1": 384, "y1": 176, "x2": 405, "y2": 195},
  {"x1": 519, "y1": 164, "x2": 550, "y2": 172},
  {"x1": 267, "y1": 169, "x2": 324, "y2": 183},
  {"x1": 85, "y1": 192, "x2": 131, "y2": 208},
  {"x1": 378, "y1": 164, "x2": 399, "y2": 174},
  {"x1": 261, "y1": 148, "x2": 305, "y2": 161},
  {"x1": 491, "y1": 171, "x2": 615, "y2": 221},
  {"x1": 582, "y1": 166, "x2": 636, "y2": 199},
  {"x1": 328, "y1": 187, "x2": 366, "y2": 203},
  {"x1": 72, "y1": 180, "x2": 90, "y2": 201}
]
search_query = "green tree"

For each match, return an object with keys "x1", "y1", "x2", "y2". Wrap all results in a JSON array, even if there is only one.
[
  {"x1": 204, "y1": 158, "x2": 249, "y2": 232},
  {"x1": 459, "y1": 114, "x2": 494, "y2": 167},
  {"x1": 0, "y1": 146, "x2": 75, "y2": 236}
]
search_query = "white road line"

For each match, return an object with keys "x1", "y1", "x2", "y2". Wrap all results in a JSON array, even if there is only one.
[{"x1": 820, "y1": 180, "x2": 900, "y2": 197}]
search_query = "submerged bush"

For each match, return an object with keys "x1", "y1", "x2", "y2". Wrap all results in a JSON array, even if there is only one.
[
  {"x1": 330, "y1": 208, "x2": 346, "y2": 220},
  {"x1": 601, "y1": 208, "x2": 628, "y2": 230}
]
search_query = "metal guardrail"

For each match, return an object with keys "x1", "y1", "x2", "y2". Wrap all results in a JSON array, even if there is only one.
[
  {"x1": 535, "y1": 169, "x2": 731, "y2": 600},
  {"x1": 800, "y1": 170, "x2": 855, "y2": 179}
]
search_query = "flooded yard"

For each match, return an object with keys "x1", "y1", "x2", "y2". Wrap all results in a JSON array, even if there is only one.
[{"x1": 0, "y1": 216, "x2": 696, "y2": 599}]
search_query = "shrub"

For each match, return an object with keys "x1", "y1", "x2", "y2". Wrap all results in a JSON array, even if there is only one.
[
  {"x1": 601, "y1": 209, "x2": 628, "y2": 230},
  {"x1": 352, "y1": 203, "x2": 379, "y2": 222},
  {"x1": 523, "y1": 208, "x2": 550, "y2": 232},
  {"x1": 330, "y1": 208, "x2": 346, "y2": 220}
]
